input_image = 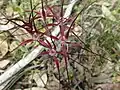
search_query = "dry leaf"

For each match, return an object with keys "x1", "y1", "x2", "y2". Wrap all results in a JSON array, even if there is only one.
[
  {"x1": 102, "y1": 5, "x2": 116, "y2": 21},
  {"x1": 9, "y1": 41, "x2": 19, "y2": 52},
  {"x1": 0, "y1": 60, "x2": 10, "y2": 69},
  {"x1": 30, "y1": 72, "x2": 47, "y2": 87},
  {"x1": 15, "y1": 87, "x2": 47, "y2": 90},
  {"x1": 0, "y1": 22, "x2": 14, "y2": 31},
  {"x1": 0, "y1": 16, "x2": 14, "y2": 31},
  {"x1": 0, "y1": 38, "x2": 8, "y2": 58},
  {"x1": 95, "y1": 83, "x2": 120, "y2": 90},
  {"x1": 9, "y1": 29, "x2": 32, "y2": 42},
  {"x1": 0, "y1": 70, "x2": 4, "y2": 73},
  {"x1": 113, "y1": 76, "x2": 120, "y2": 82}
]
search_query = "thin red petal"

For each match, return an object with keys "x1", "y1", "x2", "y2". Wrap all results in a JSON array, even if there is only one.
[
  {"x1": 41, "y1": 0, "x2": 46, "y2": 21},
  {"x1": 20, "y1": 39, "x2": 33, "y2": 46},
  {"x1": 45, "y1": 39, "x2": 52, "y2": 48},
  {"x1": 70, "y1": 42, "x2": 82, "y2": 47},
  {"x1": 47, "y1": 6, "x2": 57, "y2": 19},
  {"x1": 50, "y1": 35, "x2": 59, "y2": 40},
  {"x1": 47, "y1": 23, "x2": 59, "y2": 27},
  {"x1": 38, "y1": 40, "x2": 50, "y2": 48},
  {"x1": 40, "y1": 51, "x2": 49, "y2": 55},
  {"x1": 59, "y1": 25, "x2": 65, "y2": 37}
]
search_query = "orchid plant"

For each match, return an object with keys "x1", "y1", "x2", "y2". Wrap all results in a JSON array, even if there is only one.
[{"x1": 6, "y1": 0, "x2": 82, "y2": 84}]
